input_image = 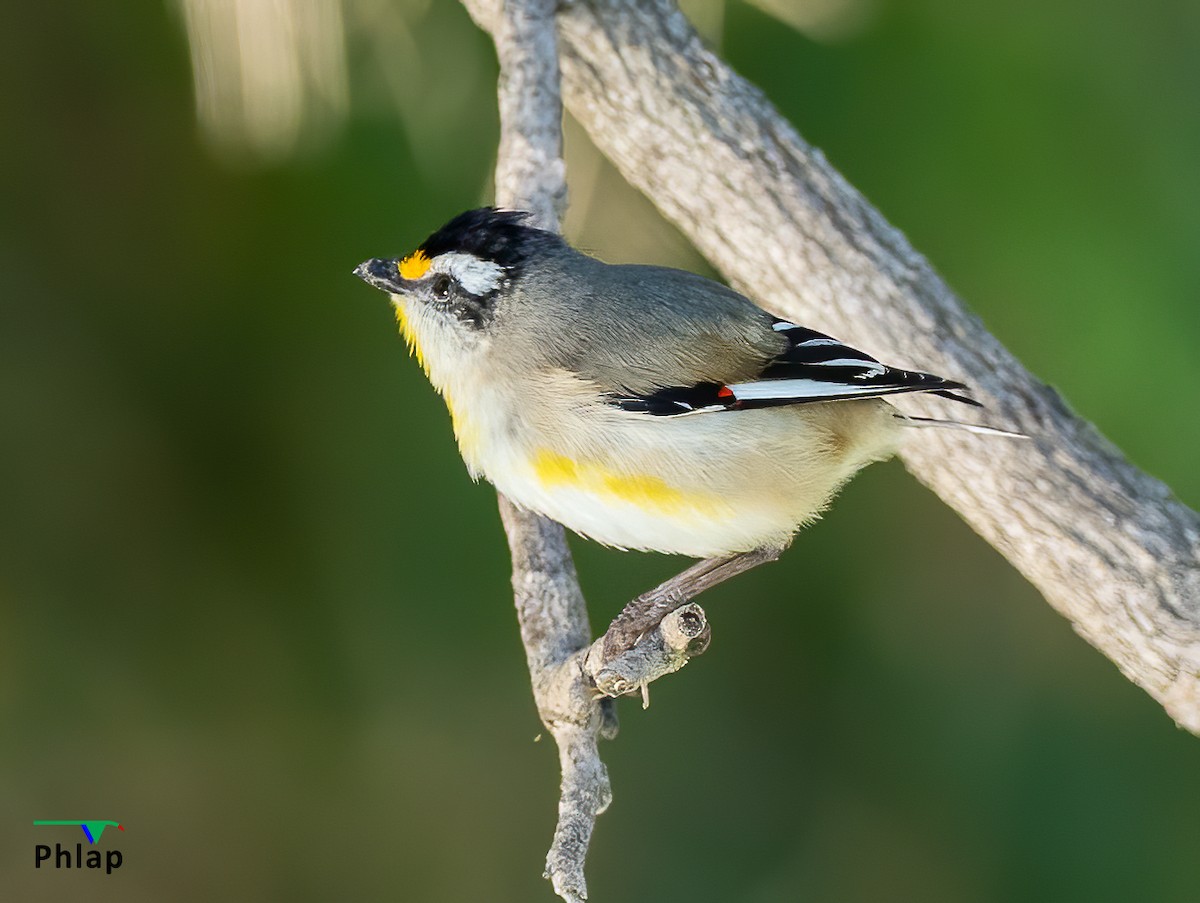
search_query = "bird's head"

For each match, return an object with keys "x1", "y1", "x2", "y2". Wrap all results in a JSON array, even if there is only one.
[{"x1": 355, "y1": 207, "x2": 558, "y2": 388}]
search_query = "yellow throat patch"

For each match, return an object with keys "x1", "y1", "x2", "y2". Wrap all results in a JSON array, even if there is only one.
[
  {"x1": 392, "y1": 303, "x2": 480, "y2": 461},
  {"x1": 393, "y1": 303, "x2": 430, "y2": 379}
]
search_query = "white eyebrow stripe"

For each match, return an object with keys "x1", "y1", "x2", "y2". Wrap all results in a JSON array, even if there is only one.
[{"x1": 432, "y1": 252, "x2": 505, "y2": 295}]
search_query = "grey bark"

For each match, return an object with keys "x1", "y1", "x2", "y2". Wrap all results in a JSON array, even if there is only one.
[
  {"x1": 465, "y1": 0, "x2": 1200, "y2": 737},
  {"x1": 484, "y1": 0, "x2": 713, "y2": 899},
  {"x1": 488, "y1": 3, "x2": 603, "y2": 898}
]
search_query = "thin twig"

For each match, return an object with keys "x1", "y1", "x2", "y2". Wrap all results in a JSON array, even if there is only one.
[{"x1": 481, "y1": 0, "x2": 714, "y2": 898}]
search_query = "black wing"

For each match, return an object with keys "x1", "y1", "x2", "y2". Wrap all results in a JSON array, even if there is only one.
[{"x1": 609, "y1": 318, "x2": 980, "y2": 415}]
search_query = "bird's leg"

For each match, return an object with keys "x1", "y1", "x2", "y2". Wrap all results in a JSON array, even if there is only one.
[{"x1": 601, "y1": 543, "x2": 789, "y2": 660}]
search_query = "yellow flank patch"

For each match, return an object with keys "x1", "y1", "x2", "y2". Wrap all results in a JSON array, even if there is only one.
[
  {"x1": 398, "y1": 249, "x2": 431, "y2": 280},
  {"x1": 532, "y1": 450, "x2": 714, "y2": 514},
  {"x1": 532, "y1": 450, "x2": 580, "y2": 485}
]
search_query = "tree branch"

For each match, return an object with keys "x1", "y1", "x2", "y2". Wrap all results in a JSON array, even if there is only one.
[
  {"x1": 465, "y1": 0, "x2": 1200, "y2": 734},
  {"x1": 486, "y1": 4, "x2": 606, "y2": 898},
  {"x1": 477, "y1": 0, "x2": 714, "y2": 898}
]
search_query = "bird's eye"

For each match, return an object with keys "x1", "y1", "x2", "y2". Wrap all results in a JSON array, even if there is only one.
[{"x1": 431, "y1": 274, "x2": 452, "y2": 300}]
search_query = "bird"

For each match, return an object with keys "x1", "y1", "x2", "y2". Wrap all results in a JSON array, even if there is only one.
[{"x1": 354, "y1": 207, "x2": 1019, "y2": 656}]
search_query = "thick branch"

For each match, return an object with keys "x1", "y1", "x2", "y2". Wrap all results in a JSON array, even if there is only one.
[{"x1": 466, "y1": 0, "x2": 1200, "y2": 732}]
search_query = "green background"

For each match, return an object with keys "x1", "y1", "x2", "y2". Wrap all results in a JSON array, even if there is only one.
[{"x1": 2, "y1": 0, "x2": 1198, "y2": 900}]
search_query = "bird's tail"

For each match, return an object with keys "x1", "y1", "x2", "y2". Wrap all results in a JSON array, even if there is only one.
[{"x1": 895, "y1": 414, "x2": 1028, "y2": 439}]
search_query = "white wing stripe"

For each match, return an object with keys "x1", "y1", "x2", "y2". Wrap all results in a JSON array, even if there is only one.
[
  {"x1": 795, "y1": 338, "x2": 843, "y2": 348},
  {"x1": 727, "y1": 379, "x2": 901, "y2": 401}
]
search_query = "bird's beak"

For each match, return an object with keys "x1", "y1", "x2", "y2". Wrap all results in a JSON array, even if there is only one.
[{"x1": 353, "y1": 258, "x2": 408, "y2": 294}]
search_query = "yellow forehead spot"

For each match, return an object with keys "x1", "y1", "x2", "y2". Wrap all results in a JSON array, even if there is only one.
[{"x1": 398, "y1": 249, "x2": 431, "y2": 280}]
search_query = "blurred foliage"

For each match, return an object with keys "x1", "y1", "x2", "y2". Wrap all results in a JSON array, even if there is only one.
[{"x1": 1, "y1": 1, "x2": 1198, "y2": 901}]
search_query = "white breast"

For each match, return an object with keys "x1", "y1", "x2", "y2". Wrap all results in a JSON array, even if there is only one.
[
  {"x1": 467, "y1": 378, "x2": 900, "y2": 558},
  {"x1": 395, "y1": 300, "x2": 899, "y2": 558}
]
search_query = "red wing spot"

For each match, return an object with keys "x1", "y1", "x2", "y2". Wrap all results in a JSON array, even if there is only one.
[
  {"x1": 118, "y1": 825, "x2": 125, "y2": 831},
  {"x1": 717, "y1": 386, "x2": 734, "y2": 399}
]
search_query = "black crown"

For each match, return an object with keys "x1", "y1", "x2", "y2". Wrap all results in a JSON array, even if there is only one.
[{"x1": 418, "y1": 207, "x2": 559, "y2": 273}]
